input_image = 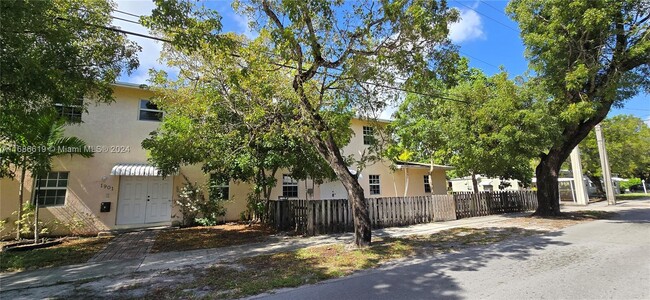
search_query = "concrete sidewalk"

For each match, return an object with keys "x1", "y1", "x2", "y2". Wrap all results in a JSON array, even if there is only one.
[{"x1": 0, "y1": 212, "x2": 525, "y2": 292}]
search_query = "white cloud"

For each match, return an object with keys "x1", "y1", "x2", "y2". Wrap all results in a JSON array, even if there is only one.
[
  {"x1": 449, "y1": 8, "x2": 485, "y2": 43},
  {"x1": 645, "y1": 117, "x2": 650, "y2": 127},
  {"x1": 113, "y1": 0, "x2": 176, "y2": 84},
  {"x1": 230, "y1": 12, "x2": 258, "y2": 39}
]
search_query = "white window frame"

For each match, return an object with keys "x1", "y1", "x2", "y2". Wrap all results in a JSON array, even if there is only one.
[
  {"x1": 282, "y1": 175, "x2": 299, "y2": 198},
  {"x1": 424, "y1": 175, "x2": 432, "y2": 193},
  {"x1": 33, "y1": 172, "x2": 68, "y2": 207},
  {"x1": 54, "y1": 99, "x2": 83, "y2": 122},
  {"x1": 138, "y1": 99, "x2": 164, "y2": 122},
  {"x1": 369, "y1": 174, "x2": 381, "y2": 195},
  {"x1": 363, "y1": 126, "x2": 374, "y2": 145},
  {"x1": 209, "y1": 174, "x2": 229, "y2": 200}
]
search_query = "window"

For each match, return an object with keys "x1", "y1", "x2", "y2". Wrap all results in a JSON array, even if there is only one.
[
  {"x1": 363, "y1": 126, "x2": 374, "y2": 145},
  {"x1": 424, "y1": 175, "x2": 432, "y2": 193},
  {"x1": 209, "y1": 174, "x2": 229, "y2": 200},
  {"x1": 369, "y1": 175, "x2": 380, "y2": 195},
  {"x1": 282, "y1": 175, "x2": 298, "y2": 198},
  {"x1": 139, "y1": 100, "x2": 163, "y2": 121},
  {"x1": 33, "y1": 172, "x2": 68, "y2": 206},
  {"x1": 55, "y1": 99, "x2": 83, "y2": 122}
]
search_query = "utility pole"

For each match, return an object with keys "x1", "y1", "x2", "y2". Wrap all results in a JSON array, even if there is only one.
[
  {"x1": 569, "y1": 146, "x2": 589, "y2": 205},
  {"x1": 595, "y1": 124, "x2": 616, "y2": 205}
]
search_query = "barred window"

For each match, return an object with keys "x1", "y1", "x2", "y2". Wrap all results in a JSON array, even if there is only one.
[
  {"x1": 424, "y1": 175, "x2": 432, "y2": 193},
  {"x1": 282, "y1": 175, "x2": 298, "y2": 198},
  {"x1": 139, "y1": 100, "x2": 163, "y2": 121},
  {"x1": 363, "y1": 126, "x2": 375, "y2": 145},
  {"x1": 34, "y1": 172, "x2": 68, "y2": 206},
  {"x1": 209, "y1": 174, "x2": 229, "y2": 200},
  {"x1": 369, "y1": 175, "x2": 380, "y2": 195},
  {"x1": 55, "y1": 99, "x2": 83, "y2": 122}
]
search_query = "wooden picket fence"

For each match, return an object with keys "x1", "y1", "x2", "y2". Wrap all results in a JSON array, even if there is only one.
[
  {"x1": 453, "y1": 190, "x2": 538, "y2": 219},
  {"x1": 270, "y1": 190, "x2": 537, "y2": 236}
]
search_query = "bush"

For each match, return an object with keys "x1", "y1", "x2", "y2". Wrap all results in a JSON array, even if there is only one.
[
  {"x1": 620, "y1": 178, "x2": 642, "y2": 191},
  {"x1": 176, "y1": 174, "x2": 227, "y2": 227}
]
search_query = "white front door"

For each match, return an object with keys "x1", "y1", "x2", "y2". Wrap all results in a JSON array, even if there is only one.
[
  {"x1": 319, "y1": 180, "x2": 347, "y2": 199},
  {"x1": 117, "y1": 176, "x2": 173, "y2": 225}
]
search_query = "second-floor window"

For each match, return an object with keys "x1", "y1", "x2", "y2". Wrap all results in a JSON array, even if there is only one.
[
  {"x1": 369, "y1": 175, "x2": 380, "y2": 195},
  {"x1": 34, "y1": 172, "x2": 68, "y2": 206},
  {"x1": 139, "y1": 100, "x2": 163, "y2": 121},
  {"x1": 424, "y1": 175, "x2": 432, "y2": 193},
  {"x1": 363, "y1": 126, "x2": 374, "y2": 145},
  {"x1": 282, "y1": 175, "x2": 298, "y2": 198},
  {"x1": 55, "y1": 99, "x2": 83, "y2": 122}
]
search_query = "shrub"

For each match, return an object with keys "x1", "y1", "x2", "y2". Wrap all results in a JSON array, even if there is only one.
[{"x1": 176, "y1": 174, "x2": 227, "y2": 227}]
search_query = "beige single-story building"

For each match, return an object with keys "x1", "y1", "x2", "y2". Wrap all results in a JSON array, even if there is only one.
[{"x1": 0, "y1": 83, "x2": 452, "y2": 237}]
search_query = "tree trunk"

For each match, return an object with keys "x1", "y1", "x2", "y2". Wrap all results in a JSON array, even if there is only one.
[
  {"x1": 535, "y1": 154, "x2": 562, "y2": 216},
  {"x1": 586, "y1": 174, "x2": 604, "y2": 196},
  {"x1": 16, "y1": 161, "x2": 26, "y2": 240},
  {"x1": 34, "y1": 178, "x2": 40, "y2": 244},
  {"x1": 471, "y1": 172, "x2": 479, "y2": 193},
  {"x1": 309, "y1": 133, "x2": 372, "y2": 247}
]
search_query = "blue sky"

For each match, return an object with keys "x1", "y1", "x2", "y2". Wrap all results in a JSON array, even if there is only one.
[{"x1": 113, "y1": 0, "x2": 649, "y2": 124}]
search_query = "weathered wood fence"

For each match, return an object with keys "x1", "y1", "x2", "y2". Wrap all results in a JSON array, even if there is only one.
[
  {"x1": 453, "y1": 191, "x2": 538, "y2": 218},
  {"x1": 270, "y1": 190, "x2": 537, "y2": 236}
]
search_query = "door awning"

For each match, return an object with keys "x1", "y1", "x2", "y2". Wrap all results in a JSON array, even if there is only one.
[{"x1": 110, "y1": 163, "x2": 164, "y2": 176}]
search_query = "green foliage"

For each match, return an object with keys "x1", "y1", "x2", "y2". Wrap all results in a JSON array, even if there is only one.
[
  {"x1": 579, "y1": 115, "x2": 650, "y2": 181},
  {"x1": 12, "y1": 204, "x2": 51, "y2": 238},
  {"x1": 392, "y1": 69, "x2": 549, "y2": 185},
  {"x1": 0, "y1": 0, "x2": 139, "y2": 177},
  {"x1": 175, "y1": 175, "x2": 226, "y2": 227},
  {"x1": 620, "y1": 178, "x2": 642, "y2": 191},
  {"x1": 505, "y1": 0, "x2": 649, "y2": 212}
]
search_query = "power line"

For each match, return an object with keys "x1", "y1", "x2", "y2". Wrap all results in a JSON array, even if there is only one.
[
  {"x1": 479, "y1": 0, "x2": 510, "y2": 18},
  {"x1": 458, "y1": 50, "x2": 501, "y2": 70},
  {"x1": 451, "y1": 0, "x2": 519, "y2": 33},
  {"x1": 58, "y1": 14, "x2": 470, "y2": 104},
  {"x1": 103, "y1": 8, "x2": 502, "y2": 87},
  {"x1": 114, "y1": 9, "x2": 142, "y2": 19}
]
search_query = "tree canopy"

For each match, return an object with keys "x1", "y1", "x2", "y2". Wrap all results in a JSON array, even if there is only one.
[
  {"x1": 392, "y1": 68, "x2": 549, "y2": 191},
  {"x1": 507, "y1": 0, "x2": 649, "y2": 215},
  {"x1": 0, "y1": 0, "x2": 139, "y2": 177},
  {"x1": 144, "y1": 0, "x2": 461, "y2": 246},
  {"x1": 579, "y1": 114, "x2": 650, "y2": 192}
]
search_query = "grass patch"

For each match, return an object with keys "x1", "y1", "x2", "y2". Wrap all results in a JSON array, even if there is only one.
[
  {"x1": 151, "y1": 223, "x2": 275, "y2": 253},
  {"x1": 616, "y1": 193, "x2": 650, "y2": 200},
  {"x1": 557, "y1": 210, "x2": 616, "y2": 220},
  {"x1": 0, "y1": 237, "x2": 113, "y2": 273},
  {"x1": 151, "y1": 227, "x2": 540, "y2": 299}
]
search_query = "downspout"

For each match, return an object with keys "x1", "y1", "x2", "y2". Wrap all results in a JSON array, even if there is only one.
[{"x1": 403, "y1": 168, "x2": 409, "y2": 197}]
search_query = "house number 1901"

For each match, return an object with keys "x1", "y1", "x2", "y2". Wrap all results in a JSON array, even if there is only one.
[{"x1": 100, "y1": 183, "x2": 114, "y2": 191}]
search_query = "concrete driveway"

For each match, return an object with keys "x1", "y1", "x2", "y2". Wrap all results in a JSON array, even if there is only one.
[{"x1": 252, "y1": 201, "x2": 650, "y2": 300}]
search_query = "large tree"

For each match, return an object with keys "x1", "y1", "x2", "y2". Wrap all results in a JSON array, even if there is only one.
[
  {"x1": 579, "y1": 114, "x2": 650, "y2": 193},
  {"x1": 507, "y1": 0, "x2": 649, "y2": 216},
  {"x1": 145, "y1": 0, "x2": 459, "y2": 246},
  {"x1": 392, "y1": 68, "x2": 549, "y2": 192},
  {"x1": 0, "y1": 0, "x2": 139, "y2": 176}
]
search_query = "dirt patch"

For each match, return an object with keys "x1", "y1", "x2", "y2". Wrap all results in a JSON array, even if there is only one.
[
  {"x1": 486, "y1": 210, "x2": 616, "y2": 231},
  {"x1": 151, "y1": 223, "x2": 276, "y2": 253},
  {"x1": 126, "y1": 227, "x2": 541, "y2": 299}
]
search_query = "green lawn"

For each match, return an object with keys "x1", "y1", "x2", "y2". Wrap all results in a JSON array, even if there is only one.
[
  {"x1": 616, "y1": 193, "x2": 650, "y2": 200},
  {"x1": 0, "y1": 237, "x2": 113, "y2": 273}
]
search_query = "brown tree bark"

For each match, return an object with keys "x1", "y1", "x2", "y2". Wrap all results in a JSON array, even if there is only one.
[
  {"x1": 471, "y1": 172, "x2": 479, "y2": 194},
  {"x1": 16, "y1": 160, "x2": 27, "y2": 240}
]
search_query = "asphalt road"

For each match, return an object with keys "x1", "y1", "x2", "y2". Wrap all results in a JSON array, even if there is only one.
[{"x1": 253, "y1": 204, "x2": 650, "y2": 300}]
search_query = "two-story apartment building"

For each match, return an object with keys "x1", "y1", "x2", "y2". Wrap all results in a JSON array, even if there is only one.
[{"x1": 0, "y1": 83, "x2": 451, "y2": 236}]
